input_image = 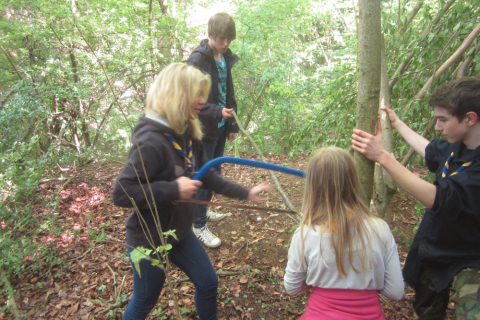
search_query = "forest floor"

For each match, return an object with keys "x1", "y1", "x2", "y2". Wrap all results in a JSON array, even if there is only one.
[{"x1": 1, "y1": 152, "x2": 455, "y2": 319}]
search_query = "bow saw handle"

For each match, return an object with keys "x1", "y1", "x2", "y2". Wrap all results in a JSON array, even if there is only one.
[{"x1": 192, "y1": 156, "x2": 305, "y2": 180}]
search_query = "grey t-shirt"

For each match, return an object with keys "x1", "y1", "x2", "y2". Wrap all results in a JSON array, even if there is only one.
[{"x1": 284, "y1": 218, "x2": 404, "y2": 300}]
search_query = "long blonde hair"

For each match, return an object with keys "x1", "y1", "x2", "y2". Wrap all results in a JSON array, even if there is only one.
[
  {"x1": 300, "y1": 147, "x2": 379, "y2": 277},
  {"x1": 145, "y1": 63, "x2": 211, "y2": 139}
]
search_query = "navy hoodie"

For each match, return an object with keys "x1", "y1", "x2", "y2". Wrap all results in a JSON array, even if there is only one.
[{"x1": 112, "y1": 116, "x2": 249, "y2": 248}]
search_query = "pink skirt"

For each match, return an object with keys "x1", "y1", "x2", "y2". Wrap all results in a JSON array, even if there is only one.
[{"x1": 300, "y1": 287, "x2": 385, "y2": 320}]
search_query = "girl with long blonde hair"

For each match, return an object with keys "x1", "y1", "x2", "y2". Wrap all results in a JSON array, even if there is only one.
[
  {"x1": 284, "y1": 147, "x2": 404, "y2": 319},
  {"x1": 113, "y1": 63, "x2": 269, "y2": 319}
]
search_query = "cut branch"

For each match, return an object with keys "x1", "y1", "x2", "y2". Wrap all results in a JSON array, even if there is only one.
[{"x1": 231, "y1": 110, "x2": 300, "y2": 222}]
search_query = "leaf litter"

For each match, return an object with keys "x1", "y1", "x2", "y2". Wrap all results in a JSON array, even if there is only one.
[{"x1": 3, "y1": 153, "x2": 455, "y2": 319}]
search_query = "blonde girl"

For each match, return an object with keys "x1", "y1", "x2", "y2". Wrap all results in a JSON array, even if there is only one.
[
  {"x1": 284, "y1": 147, "x2": 404, "y2": 320},
  {"x1": 113, "y1": 63, "x2": 268, "y2": 320}
]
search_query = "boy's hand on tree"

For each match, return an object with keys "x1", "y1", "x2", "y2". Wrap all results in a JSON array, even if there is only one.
[
  {"x1": 380, "y1": 106, "x2": 402, "y2": 129},
  {"x1": 352, "y1": 122, "x2": 388, "y2": 164},
  {"x1": 177, "y1": 176, "x2": 202, "y2": 200}
]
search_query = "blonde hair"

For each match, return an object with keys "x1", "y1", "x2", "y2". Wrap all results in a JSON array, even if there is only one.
[
  {"x1": 299, "y1": 147, "x2": 379, "y2": 277},
  {"x1": 145, "y1": 63, "x2": 211, "y2": 139}
]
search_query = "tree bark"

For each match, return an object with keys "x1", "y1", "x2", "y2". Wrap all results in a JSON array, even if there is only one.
[
  {"x1": 157, "y1": 0, "x2": 168, "y2": 15},
  {"x1": 372, "y1": 38, "x2": 397, "y2": 218},
  {"x1": 355, "y1": 0, "x2": 382, "y2": 207}
]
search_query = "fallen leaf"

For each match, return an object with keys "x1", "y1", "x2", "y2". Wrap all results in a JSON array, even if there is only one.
[{"x1": 239, "y1": 275, "x2": 249, "y2": 284}]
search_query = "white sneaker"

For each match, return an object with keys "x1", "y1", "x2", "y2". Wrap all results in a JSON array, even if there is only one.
[
  {"x1": 193, "y1": 226, "x2": 221, "y2": 248},
  {"x1": 206, "y1": 210, "x2": 226, "y2": 222}
]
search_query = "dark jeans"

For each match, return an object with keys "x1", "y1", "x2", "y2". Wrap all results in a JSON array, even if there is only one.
[
  {"x1": 123, "y1": 231, "x2": 218, "y2": 320},
  {"x1": 194, "y1": 125, "x2": 227, "y2": 228}
]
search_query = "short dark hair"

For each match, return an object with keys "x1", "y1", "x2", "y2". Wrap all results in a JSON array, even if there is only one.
[
  {"x1": 428, "y1": 77, "x2": 480, "y2": 120},
  {"x1": 208, "y1": 12, "x2": 236, "y2": 40}
]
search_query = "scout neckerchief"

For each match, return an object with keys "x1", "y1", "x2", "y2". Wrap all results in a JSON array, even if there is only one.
[
  {"x1": 163, "y1": 133, "x2": 193, "y2": 176},
  {"x1": 441, "y1": 151, "x2": 474, "y2": 178}
]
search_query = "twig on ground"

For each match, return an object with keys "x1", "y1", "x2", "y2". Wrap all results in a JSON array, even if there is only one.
[
  {"x1": 174, "y1": 271, "x2": 243, "y2": 284},
  {"x1": 98, "y1": 299, "x2": 129, "y2": 315},
  {"x1": 105, "y1": 262, "x2": 117, "y2": 296},
  {"x1": 56, "y1": 175, "x2": 76, "y2": 194},
  {"x1": 234, "y1": 242, "x2": 247, "y2": 255},
  {"x1": 66, "y1": 247, "x2": 93, "y2": 262},
  {"x1": 250, "y1": 236, "x2": 265, "y2": 244}
]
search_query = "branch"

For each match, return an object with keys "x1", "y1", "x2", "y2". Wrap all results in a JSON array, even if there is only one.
[
  {"x1": 454, "y1": 40, "x2": 480, "y2": 78},
  {"x1": 415, "y1": 22, "x2": 480, "y2": 99},
  {"x1": 389, "y1": 0, "x2": 457, "y2": 90},
  {"x1": 372, "y1": 36, "x2": 397, "y2": 219},
  {"x1": 173, "y1": 271, "x2": 243, "y2": 284},
  {"x1": 0, "y1": 43, "x2": 23, "y2": 80},
  {"x1": 398, "y1": 0, "x2": 425, "y2": 36},
  {"x1": 379, "y1": 39, "x2": 396, "y2": 191},
  {"x1": 231, "y1": 110, "x2": 300, "y2": 222},
  {"x1": 243, "y1": 80, "x2": 271, "y2": 130},
  {"x1": 98, "y1": 299, "x2": 129, "y2": 315}
]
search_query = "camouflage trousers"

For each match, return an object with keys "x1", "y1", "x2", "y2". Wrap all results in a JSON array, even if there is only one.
[{"x1": 412, "y1": 268, "x2": 480, "y2": 320}]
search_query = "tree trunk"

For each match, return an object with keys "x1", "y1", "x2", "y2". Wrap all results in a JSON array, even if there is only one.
[
  {"x1": 354, "y1": 0, "x2": 382, "y2": 207},
  {"x1": 372, "y1": 38, "x2": 397, "y2": 218}
]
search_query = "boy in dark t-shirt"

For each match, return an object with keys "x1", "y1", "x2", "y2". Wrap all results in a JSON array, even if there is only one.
[{"x1": 352, "y1": 77, "x2": 480, "y2": 319}]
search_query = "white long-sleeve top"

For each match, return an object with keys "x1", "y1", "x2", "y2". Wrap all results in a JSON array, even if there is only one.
[{"x1": 284, "y1": 218, "x2": 404, "y2": 300}]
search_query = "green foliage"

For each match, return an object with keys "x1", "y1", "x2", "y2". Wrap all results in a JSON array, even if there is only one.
[
  {"x1": 414, "y1": 201, "x2": 425, "y2": 217},
  {"x1": 231, "y1": 0, "x2": 357, "y2": 153},
  {"x1": 1, "y1": 2, "x2": 480, "y2": 306},
  {"x1": 129, "y1": 230, "x2": 177, "y2": 277},
  {"x1": 1, "y1": 0, "x2": 480, "y2": 161},
  {"x1": 0, "y1": 204, "x2": 63, "y2": 279},
  {"x1": 382, "y1": 0, "x2": 480, "y2": 158},
  {"x1": 130, "y1": 247, "x2": 153, "y2": 278},
  {"x1": 0, "y1": 0, "x2": 193, "y2": 279}
]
